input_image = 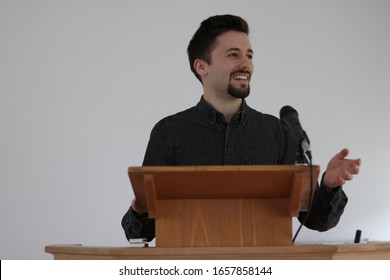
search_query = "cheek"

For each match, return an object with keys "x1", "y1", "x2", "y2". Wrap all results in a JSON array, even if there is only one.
[{"x1": 211, "y1": 66, "x2": 230, "y2": 79}]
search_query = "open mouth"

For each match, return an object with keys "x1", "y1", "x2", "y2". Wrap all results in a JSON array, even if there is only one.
[{"x1": 231, "y1": 72, "x2": 250, "y2": 82}]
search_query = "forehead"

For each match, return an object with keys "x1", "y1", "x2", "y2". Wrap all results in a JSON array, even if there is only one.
[{"x1": 213, "y1": 31, "x2": 252, "y2": 52}]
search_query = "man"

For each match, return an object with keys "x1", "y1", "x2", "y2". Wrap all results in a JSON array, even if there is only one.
[{"x1": 122, "y1": 15, "x2": 361, "y2": 242}]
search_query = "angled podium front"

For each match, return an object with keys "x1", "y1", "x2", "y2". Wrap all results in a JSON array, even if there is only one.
[{"x1": 128, "y1": 165, "x2": 319, "y2": 247}]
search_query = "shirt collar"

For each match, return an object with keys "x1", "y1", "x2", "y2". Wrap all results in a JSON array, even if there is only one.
[{"x1": 196, "y1": 96, "x2": 249, "y2": 125}]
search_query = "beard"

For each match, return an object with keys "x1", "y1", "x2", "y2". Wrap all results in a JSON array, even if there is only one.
[{"x1": 227, "y1": 83, "x2": 250, "y2": 99}]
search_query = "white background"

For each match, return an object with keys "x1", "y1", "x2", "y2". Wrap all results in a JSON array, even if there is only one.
[
  {"x1": 1, "y1": 0, "x2": 389, "y2": 259},
  {"x1": 2, "y1": 260, "x2": 390, "y2": 279}
]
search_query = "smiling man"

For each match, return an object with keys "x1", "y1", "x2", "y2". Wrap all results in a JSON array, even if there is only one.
[{"x1": 121, "y1": 15, "x2": 361, "y2": 242}]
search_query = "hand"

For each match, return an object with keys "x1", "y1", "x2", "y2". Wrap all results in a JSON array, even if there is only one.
[
  {"x1": 323, "y1": 148, "x2": 361, "y2": 189},
  {"x1": 131, "y1": 199, "x2": 146, "y2": 214}
]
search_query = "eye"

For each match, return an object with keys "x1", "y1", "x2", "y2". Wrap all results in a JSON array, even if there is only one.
[
  {"x1": 228, "y1": 52, "x2": 239, "y2": 58},
  {"x1": 247, "y1": 53, "x2": 253, "y2": 60}
]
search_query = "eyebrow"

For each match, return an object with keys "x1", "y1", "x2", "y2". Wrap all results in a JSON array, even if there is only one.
[{"x1": 226, "y1": 47, "x2": 254, "y2": 54}]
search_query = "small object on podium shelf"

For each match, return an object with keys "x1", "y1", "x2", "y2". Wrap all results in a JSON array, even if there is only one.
[
  {"x1": 354, "y1": 230, "x2": 362, "y2": 243},
  {"x1": 128, "y1": 238, "x2": 148, "y2": 247}
]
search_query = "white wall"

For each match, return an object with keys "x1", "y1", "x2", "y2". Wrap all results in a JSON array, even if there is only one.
[{"x1": 1, "y1": 0, "x2": 389, "y2": 259}]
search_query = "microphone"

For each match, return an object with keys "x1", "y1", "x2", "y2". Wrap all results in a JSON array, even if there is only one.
[{"x1": 279, "y1": 105, "x2": 312, "y2": 160}]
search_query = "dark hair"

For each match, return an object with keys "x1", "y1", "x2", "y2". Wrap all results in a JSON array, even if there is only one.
[{"x1": 187, "y1": 14, "x2": 249, "y2": 83}]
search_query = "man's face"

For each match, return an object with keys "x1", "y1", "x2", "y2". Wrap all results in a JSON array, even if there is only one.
[{"x1": 204, "y1": 31, "x2": 254, "y2": 99}]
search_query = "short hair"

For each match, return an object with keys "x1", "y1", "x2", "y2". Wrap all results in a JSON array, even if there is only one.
[{"x1": 187, "y1": 14, "x2": 250, "y2": 83}]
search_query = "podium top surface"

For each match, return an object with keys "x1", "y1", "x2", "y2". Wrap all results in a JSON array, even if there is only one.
[
  {"x1": 128, "y1": 165, "x2": 319, "y2": 213},
  {"x1": 128, "y1": 164, "x2": 318, "y2": 173}
]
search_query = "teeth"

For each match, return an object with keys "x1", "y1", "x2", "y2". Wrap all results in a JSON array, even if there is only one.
[{"x1": 234, "y1": 75, "x2": 248, "y2": 80}]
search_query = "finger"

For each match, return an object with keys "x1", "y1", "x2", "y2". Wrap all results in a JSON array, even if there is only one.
[
  {"x1": 347, "y1": 159, "x2": 361, "y2": 174},
  {"x1": 341, "y1": 169, "x2": 354, "y2": 181},
  {"x1": 352, "y1": 163, "x2": 360, "y2": 174},
  {"x1": 131, "y1": 199, "x2": 140, "y2": 211}
]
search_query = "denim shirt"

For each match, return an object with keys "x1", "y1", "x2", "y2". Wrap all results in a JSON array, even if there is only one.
[{"x1": 122, "y1": 97, "x2": 348, "y2": 241}]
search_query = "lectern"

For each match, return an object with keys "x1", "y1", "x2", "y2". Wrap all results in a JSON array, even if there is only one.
[{"x1": 128, "y1": 165, "x2": 319, "y2": 248}]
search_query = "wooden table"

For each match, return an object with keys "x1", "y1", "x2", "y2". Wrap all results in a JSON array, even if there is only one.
[{"x1": 45, "y1": 243, "x2": 390, "y2": 260}]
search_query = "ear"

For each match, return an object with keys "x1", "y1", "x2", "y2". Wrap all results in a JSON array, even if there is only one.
[{"x1": 193, "y1": 59, "x2": 208, "y2": 77}]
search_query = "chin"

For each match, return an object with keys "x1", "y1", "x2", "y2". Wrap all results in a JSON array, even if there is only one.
[{"x1": 227, "y1": 84, "x2": 250, "y2": 99}]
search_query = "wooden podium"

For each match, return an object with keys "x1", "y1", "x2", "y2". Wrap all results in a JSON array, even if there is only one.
[{"x1": 128, "y1": 165, "x2": 319, "y2": 247}]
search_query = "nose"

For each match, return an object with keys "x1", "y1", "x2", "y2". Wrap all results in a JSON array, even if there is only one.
[{"x1": 238, "y1": 57, "x2": 253, "y2": 73}]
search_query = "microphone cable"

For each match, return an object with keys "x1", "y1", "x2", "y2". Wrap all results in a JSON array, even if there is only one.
[{"x1": 292, "y1": 151, "x2": 314, "y2": 244}]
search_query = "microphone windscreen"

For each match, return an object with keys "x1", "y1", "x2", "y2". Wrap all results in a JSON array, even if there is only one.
[{"x1": 279, "y1": 105, "x2": 297, "y2": 119}]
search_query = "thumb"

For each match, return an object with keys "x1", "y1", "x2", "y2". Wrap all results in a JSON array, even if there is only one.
[{"x1": 338, "y1": 148, "x2": 349, "y2": 159}]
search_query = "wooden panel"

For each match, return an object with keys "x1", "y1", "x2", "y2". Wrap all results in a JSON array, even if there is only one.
[
  {"x1": 143, "y1": 174, "x2": 157, "y2": 216},
  {"x1": 156, "y1": 198, "x2": 291, "y2": 247}
]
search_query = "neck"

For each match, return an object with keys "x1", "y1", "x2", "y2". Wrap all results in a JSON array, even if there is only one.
[{"x1": 203, "y1": 92, "x2": 242, "y2": 122}]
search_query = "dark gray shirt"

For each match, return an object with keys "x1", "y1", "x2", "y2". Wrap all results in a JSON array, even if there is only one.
[{"x1": 122, "y1": 97, "x2": 348, "y2": 241}]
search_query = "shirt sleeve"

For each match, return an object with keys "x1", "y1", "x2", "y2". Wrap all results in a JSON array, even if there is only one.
[
  {"x1": 143, "y1": 121, "x2": 172, "y2": 166},
  {"x1": 121, "y1": 122, "x2": 170, "y2": 242},
  {"x1": 121, "y1": 206, "x2": 156, "y2": 242},
  {"x1": 298, "y1": 173, "x2": 348, "y2": 231}
]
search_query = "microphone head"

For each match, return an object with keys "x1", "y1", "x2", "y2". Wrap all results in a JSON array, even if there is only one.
[
  {"x1": 279, "y1": 105, "x2": 311, "y2": 158},
  {"x1": 279, "y1": 105, "x2": 298, "y2": 119}
]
